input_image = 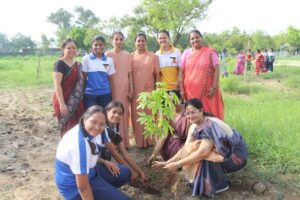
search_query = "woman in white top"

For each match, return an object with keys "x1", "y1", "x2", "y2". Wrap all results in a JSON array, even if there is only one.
[{"x1": 55, "y1": 105, "x2": 131, "y2": 200}]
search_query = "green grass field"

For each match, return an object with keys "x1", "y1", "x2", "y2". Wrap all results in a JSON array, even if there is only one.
[
  {"x1": 0, "y1": 56, "x2": 82, "y2": 88},
  {"x1": 1, "y1": 55, "x2": 299, "y2": 186}
]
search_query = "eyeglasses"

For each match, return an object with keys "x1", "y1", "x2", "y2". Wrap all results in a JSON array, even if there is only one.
[
  {"x1": 89, "y1": 119, "x2": 106, "y2": 129},
  {"x1": 185, "y1": 110, "x2": 200, "y2": 116}
]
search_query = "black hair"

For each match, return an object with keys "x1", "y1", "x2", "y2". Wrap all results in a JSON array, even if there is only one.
[
  {"x1": 257, "y1": 49, "x2": 261, "y2": 53},
  {"x1": 61, "y1": 38, "x2": 77, "y2": 57},
  {"x1": 105, "y1": 100, "x2": 124, "y2": 114},
  {"x1": 81, "y1": 105, "x2": 106, "y2": 122},
  {"x1": 185, "y1": 98, "x2": 214, "y2": 117},
  {"x1": 111, "y1": 31, "x2": 124, "y2": 39},
  {"x1": 79, "y1": 105, "x2": 106, "y2": 155},
  {"x1": 157, "y1": 30, "x2": 170, "y2": 38},
  {"x1": 135, "y1": 33, "x2": 147, "y2": 42},
  {"x1": 168, "y1": 90, "x2": 181, "y2": 100},
  {"x1": 189, "y1": 29, "x2": 203, "y2": 40},
  {"x1": 92, "y1": 35, "x2": 106, "y2": 44}
]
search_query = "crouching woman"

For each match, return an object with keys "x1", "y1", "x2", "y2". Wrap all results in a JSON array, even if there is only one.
[
  {"x1": 55, "y1": 105, "x2": 131, "y2": 200},
  {"x1": 153, "y1": 98, "x2": 248, "y2": 197}
]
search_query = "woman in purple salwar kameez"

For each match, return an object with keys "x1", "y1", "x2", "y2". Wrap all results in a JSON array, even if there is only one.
[{"x1": 153, "y1": 98, "x2": 248, "y2": 198}]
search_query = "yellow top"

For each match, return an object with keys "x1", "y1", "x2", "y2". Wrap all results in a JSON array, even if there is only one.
[{"x1": 155, "y1": 46, "x2": 181, "y2": 90}]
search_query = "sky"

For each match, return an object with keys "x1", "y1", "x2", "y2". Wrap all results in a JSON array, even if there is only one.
[{"x1": 0, "y1": 0, "x2": 299, "y2": 43}]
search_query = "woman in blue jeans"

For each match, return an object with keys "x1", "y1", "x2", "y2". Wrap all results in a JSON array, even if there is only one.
[{"x1": 55, "y1": 105, "x2": 131, "y2": 200}]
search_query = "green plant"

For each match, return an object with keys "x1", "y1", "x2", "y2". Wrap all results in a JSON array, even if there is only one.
[{"x1": 137, "y1": 82, "x2": 179, "y2": 138}]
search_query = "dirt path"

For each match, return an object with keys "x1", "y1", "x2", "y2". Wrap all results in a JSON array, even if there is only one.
[{"x1": 0, "y1": 86, "x2": 298, "y2": 200}]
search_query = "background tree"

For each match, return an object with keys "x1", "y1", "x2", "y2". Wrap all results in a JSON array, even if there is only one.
[
  {"x1": 0, "y1": 33, "x2": 9, "y2": 51},
  {"x1": 122, "y1": 0, "x2": 213, "y2": 47},
  {"x1": 47, "y1": 8, "x2": 73, "y2": 46},
  {"x1": 74, "y1": 6, "x2": 100, "y2": 27},
  {"x1": 286, "y1": 26, "x2": 300, "y2": 53},
  {"x1": 47, "y1": 8, "x2": 73, "y2": 29},
  {"x1": 69, "y1": 27, "x2": 89, "y2": 51},
  {"x1": 9, "y1": 33, "x2": 36, "y2": 52},
  {"x1": 251, "y1": 30, "x2": 274, "y2": 51},
  {"x1": 40, "y1": 34, "x2": 50, "y2": 55}
]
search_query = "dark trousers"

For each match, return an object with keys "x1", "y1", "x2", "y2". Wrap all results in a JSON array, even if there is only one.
[
  {"x1": 83, "y1": 93, "x2": 112, "y2": 110},
  {"x1": 72, "y1": 164, "x2": 131, "y2": 200}
]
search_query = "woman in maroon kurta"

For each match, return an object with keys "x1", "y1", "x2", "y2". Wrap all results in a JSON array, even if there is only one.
[{"x1": 147, "y1": 90, "x2": 189, "y2": 164}]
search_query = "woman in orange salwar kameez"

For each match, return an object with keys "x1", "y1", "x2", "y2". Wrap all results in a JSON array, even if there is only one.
[
  {"x1": 106, "y1": 32, "x2": 134, "y2": 149},
  {"x1": 131, "y1": 33, "x2": 160, "y2": 148},
  {"x1": 180, "y1": 30, "x2": 224, "y2": 120}
]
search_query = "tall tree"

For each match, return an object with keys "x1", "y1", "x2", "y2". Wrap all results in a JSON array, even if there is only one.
[
  {"x1": 122, "y1": 0, "x2": 213, "y2": 46},
  {"x1": 0, "y1": 32, "x2": 9, "y2": 51},
  {"x1": 9, "y1": 33, "x2": 36, "y2": 52},
  {"x1": 40, "y1": 34, "x2": 50, "y2": 55},
  {"x1": 47, "y1": 8, "x2": 74, "y2": 46},
  {"x1": 69, "y1": 27, "x2": 90, "y2": 51},
  {"x1": 47, "y1": 8, "x2": 73, "y2": 29},
  {"x1": 74, "y1": 6, "x2": 100, "y2": 27},
  {"x1": 286, "y1": 26, "x2": 300, "y2": 50},
  {"x1": 251, "y1": 30, "x2": 274, "y2": 51}
]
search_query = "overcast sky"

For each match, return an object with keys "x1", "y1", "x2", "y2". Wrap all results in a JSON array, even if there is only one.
[{"x1": 0, "y1": 0, "x2": 299, "y2": 42}]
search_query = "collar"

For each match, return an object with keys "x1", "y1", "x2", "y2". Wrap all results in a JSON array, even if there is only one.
[
  {"x1": 159, "y1": 45, "x2": 175, "y2": 54},
  {"x1": 89, "y1": 52, "x2": 107, "y2": 61}
]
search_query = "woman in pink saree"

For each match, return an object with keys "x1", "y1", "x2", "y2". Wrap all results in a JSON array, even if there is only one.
[
  {"x1": 131, "y1": 33, "x2": 160, "y2": 148},
  {"x1": 234, "y1": 51, "x2": 245, "y2": 75},
  {"x1": 180, "y1": 30, "x2": 224, "y2": 120}
]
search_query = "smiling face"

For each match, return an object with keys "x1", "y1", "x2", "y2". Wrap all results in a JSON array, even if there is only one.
[
  {"x1": 92, "y1": 40, "x2": 105, "y2": 56},
  {"x1": 189, "y1": 32, "x2": 203, "y2": 50},
  {"x1": 112, "y1": 33, "x2": 124, "y2": 50},
  {"x1": 84, "y1": 112, "x2": 106, "y2": 137},
  {"x1": 185, "y1": 105, "x2": 203, "y2": 124},
  {"x1": 63, "y1": 41, "x2": 77, "y2": 59},
  {"x1": 107, "y1": 106, "x2": 123, "y2": 125},
  {"x1": 135, "y1": 35, "x2": 147, "y2": 52},
  {"x1": 157, "y1": 32, "x2": 170, "y2": 48}
]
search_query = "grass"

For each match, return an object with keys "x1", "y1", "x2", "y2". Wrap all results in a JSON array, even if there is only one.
[
  {"x1": 221, "y1": 65, "x2": 300, "y2": 186},
  {"x1": 0, "y1": 55, "x2": 83, "y2": 88},
  {"x1": 1, "y1": 55, "x2": 300, "y2": 186}
]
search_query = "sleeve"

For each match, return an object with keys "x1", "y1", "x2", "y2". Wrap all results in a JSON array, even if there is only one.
[
  {"x1": 53, "y1": 60, "x2": 65, "y2": 74},
  {"x1": 107, "y1": 58, "x2": 116, "y2": 76},
  {"x1": 211, "y1": 51, "x2": 220, "y2": 68},
  {"x1": 81, "y1": 56, "x2": 89, "y2": 72},
  {"x1": 180, "y1": 49, "x2": 189, "y2": 69},
  {"x1": 176, "y1": 49, "x2": 182, "y2": 67},
  {"x1": 69, "y1": 138, "x2": 90, "y2": 175},
  {"x1": 128, "y1": 54, "x2": 133, "y2": 72},
  {"x1": 102, "y1": 129, "x2": 112, "y2": 144},
  {"x1": 154, "y1": 54, "x2": 160, "y2": 73}
]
